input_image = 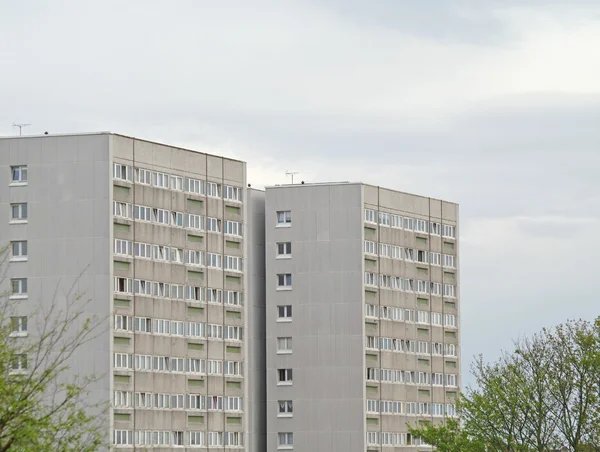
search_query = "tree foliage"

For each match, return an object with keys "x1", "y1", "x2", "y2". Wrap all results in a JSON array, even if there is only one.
[
  {"x1": 410, "y1": 319, "x2": 600, "y2": 452},
  {"x1": 0, "y1": 247, "x2": 108, "y2": 451}
]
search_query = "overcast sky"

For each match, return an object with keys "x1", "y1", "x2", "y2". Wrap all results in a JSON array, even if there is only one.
[{"x1": 2, "y1": 0, "x2": 599, "y2": 381}]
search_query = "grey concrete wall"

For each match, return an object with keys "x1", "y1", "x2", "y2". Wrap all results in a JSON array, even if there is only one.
[
  {"x1": 265, "y1": 183, "x2": 366, "y2": 452},
  {"x1": 363, "y1": 184, "x2": 460, "y2": 450},
  {"x1": 110, "y1": 134, "x2": 248, "y2": 450},
  {"x1": 0, "y1": 133, "x2": 112, "y2": 436},
  {"x1": 246, "y1": 188, "x2": 266, "y2": 452}
]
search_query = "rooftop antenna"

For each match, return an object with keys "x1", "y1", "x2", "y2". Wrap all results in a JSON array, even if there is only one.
[
  {"x1": 285, "y1": 170, "x2": 299, "y2": 184},
  {"x1": 13, "y1": 123, "x2": 31, "y2": 136}
]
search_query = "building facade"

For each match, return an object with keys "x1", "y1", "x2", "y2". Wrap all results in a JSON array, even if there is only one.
[
  {"x1": 265, "y1": 183, "x2": 460, "y2": 452},
  {"x1": 0, "y1": 133, "x2": 264, "y2": 451}
]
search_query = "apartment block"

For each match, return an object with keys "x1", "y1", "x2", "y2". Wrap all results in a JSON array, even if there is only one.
[
  {"x1": 265, "y1": 183, "x2": 460, "y2": 452},
  {"x1": 0, "y1": 133, "x2": 265, "y2": 451}
]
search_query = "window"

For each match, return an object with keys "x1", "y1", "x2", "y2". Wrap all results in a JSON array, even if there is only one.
[
  {"x1": 277, "y1": 274, "x2": 292, "y2": 289},
  {"x1": 415, "y1": 219, "x2": 428, "y2": 233},
  {"x1": 152, "y1": 208, "x2": 170, "y2": 225},
  {"x1": 430, "y1": 252, "x2": 441, "y2": 266},
  {"x1": 278, "y1": 368, "x2": 293, "y2": 385},
  {"x1": 171, "y1": 211, "x2": 183, "y2": 227},
  {"x1": 277, "y1": 242, "x2": 292, "y2": 258},
  {"x1": 114, "y1": 430, "x2": 133, "y2": 446},
  {"x1": 171, "y1": 431, "x2": 184, "y2": 447},
  {"x1": 364, "y1": 240, "x2": 376, "y2": 255},
  {"x1": 277, "y1": 337, "x2": 292, "y2": 354},
  {"x1": 113, "y1": 201, "x2": 132, "y2": 219},
  {"x1": 207, "y1": 324, "x2": 223, "y2": 339},
  {"x1": 208, "y1": 432, "x2": 223, "y2": 447},
  {"x1": 206, "y1": 182, "x2": 220, "y2": 198},
  {"x1": 364, "y1": 272, "x2": 377, "y2": 287},
  {"x1": 10, "y1": 317, "x2": 27, "y2": 336},
  {"x1": 114, "y1": 277, "x2": 133, "y2": 294},
  {"x1": 10, "y1": 278, "x2": 27, "y2": 298},
  {"x1": 225, "y1": 360, "x2": 243, "y2": 377},
  {"x1": 186, "y1": 213, "x2": 204, "y2": 230},
  {"x1": 442, "y1": 224, "x2": 456, "y2": 238},
  {"x1": 11, "y1": 165, "x2": 27, "y2": 183},
  {"x1": 403, "y1": 217, "x2": 414, "y2": 230},
  {"x1": 207, "y1": 253, "x2": 222, "y2": 269},
  {"x1": 277, "y1": 210, "x2": 292, "y2": 226},
  {"x1": 224, "y1": 290, "x2": 243, "y2": 306},
  {"x1": 225, "y1": 432, "x2": 244, "y2": 447},
  {"x1": 278, "y1": 400, "x2": 293, "y2": 417},
  {"x1": 207, "y1": 288, "x2": 222, "y2": 304},
  {"x1": 205, "y1": 217, "x2": 220, "y2": 233},
  {"x1": 170, "y1": 175, "x2": 183, "y2": 191},
  {"x1": 391, "y1": 214, "x2": 402, "y2": 228},
  {"x1": 114, "y1": 391, "x2": 131, "y2": 408},
  {"x1": 225, "y1": 326, "x2": 243, "y2": 341},
  {"x1": 135, "y1": 392, "x2": 152, "y2": 408},
  {"x1": 133, "y1": 205, "x2": 151, "y2": 222},
  {"x1": 444, "y1": 314, "x2": 457, "y2": 327},
  {"x1": 224, "y1": 185, "x2": 242, "y2": 202},
  {"x1": 430, "y1": 222, "x2": 441, "y2": 235},
  {"x1": 225, "y1": 396, "x2": 243, "y2": 412},
  {"x1": 378, "y1": 212, "x2": 390, "y2": 226},
  {"x1": 189, "y1": 431, "x2": 205, "y2": 447},
  {"x1": 10, "y1": 241, "x2": 27, "y2": 261},
  {"x1": 444, "y1": 284, "x2": 456, "y2": 298},
  {"x1": 114, "y1": 315, "x2": 133, "y2": 331},
  {"x1": 186, "y1": 321, "x2": 205, "y2": 338},
  {"x1": 114, "y1": 239, "x2": 133, "y2": 257},
  {"x1": 10, "y1": 203, "x2": 27, "y2": 221},
  {"x1": 224, "y1": 255, "x2": 243, "y2": 272},
  {"x1": 443, "y1": 254, "x2": 456, "y2": 268},
  {"x1": 114, "y1": 353, "x2": 132, "y2": 370},
  {"x1": 417, "y1": 250, "x2": 428, "y2": 263},
  {"x1": 364, "y1": 208, "x2": 376, "y2": 223},
  {"x1": 224, "y1": 220, "x2": 242, "y2": 236},
  {"x1": 186, "y1": 250, "x2": 204, "y2": 266},
  {"x1": 277, "y1": 305, "x2": 292, "y2": 321},
  {"x1": 278, "y1": 432, "x2": 293, "y2": 449},
  {"x1": 185, "y1": 177, "x2": 204, "y2": 194},
  {"x1": 135, "y1": 168, "x2": 151, "y2": 185},
  {"x1": 113, "y1": 163, "x2": 132, "y2": 182},
  {"x1": 365, "y1": 304, "x2": 378, "y2": 318},
  {"x1": 207, "y1": 359, "x2": 223, "y2": 375},
  {"x1": 404, "y1": 248, "x2": 414, "y2": 261}
]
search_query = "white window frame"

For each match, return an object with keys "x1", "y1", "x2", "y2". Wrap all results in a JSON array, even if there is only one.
[
  {"x1": 277, "y1": 305, "x2": 292, "y2": 322},
  {"x1": 278, "y1": 432, "x2": 294, "y2": 449},
  {"x1": 135, "y1": 168, "x2": 151, "y2": 185},
  {"x1": 10, "y1": 165, "x2": 28, "y2": 184},
  {"x1": 277, "y1": 337, "x2": 292, "y2": 354},
  {"x1": 10, "y1": 278, "x2": 27, "y2": 299},
  {"x1": 276, "y1": 210, "x2": 292, "y2": 227},
  {"x1": 224, "y1": 185, "x2": 242, "y2": 202},
  {"x1": 277, "y1": 242, "x2": 292, "y2": 258},
  {"x1": 277, "y1": 273, "x2": 292, "y2": 290},
  {"x1": 10, "y1": 241, "x2": 27, "y2": 261},
  {"x1": 10, "y1": 203, "x2": 27, "y2": 223},
  {"x1": 278, "y1": 400, "x2": 293, "y2": 417},
  {"x1": 277, "y1": 368, "x2": 293, "y2": 386},
  {"x1": 206, "y1": 182, "x2": 220, "y2": 198}
]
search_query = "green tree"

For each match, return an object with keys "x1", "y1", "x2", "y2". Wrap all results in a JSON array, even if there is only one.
[
  {"x1": 410, "y1": 319, "x2": 600, "y2": 452},
  {"x1": 408, "y1": 418, "x2": 486, "y2": 452},
  {"x1": 0, "y1": 247, "x2": 108, "y2": 451}
]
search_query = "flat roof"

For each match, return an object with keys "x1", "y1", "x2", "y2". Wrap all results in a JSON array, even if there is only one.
[
  {"x1": 265, "y1": 181, "x2": 458, "y2": 205},
  {"x1": 0, "y1": 131, "x2": 246, "y2": 164}
]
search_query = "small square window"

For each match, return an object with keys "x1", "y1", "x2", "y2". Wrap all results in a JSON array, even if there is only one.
[
  {"x1": 277, "y1": 211, "x2": 292, "y2": 226},
  {"x1": 277, "y1": 274, "x2": 292, "y2": 289},
  {"x1": 10, "y1": 278, "x2": 27, "y2": 297},
  {"x1": 277, "y1": 368, "x2": 293, "y2": 385},
  {"x1": 10, "y1": 203, "x2": 28, "y2": 222},
  {"x1": 277, "y1": 242, "x2": 292, "y2": 257},
  {"x1": 278, "y1": 432, "x2": 293, "y2": 449},
  {"x1": 11, "y1": 166, "x2": 28, "y2": 184},
  {"x1": 278, "y1": 400, "x2": 293, "y2": 417},
  {"x1": 10, "y1": 241, "x2": 27, "y2": 261},
  {"x1": 277, "y1": 305, "x2": 292, "y2": 321},
  {"x1": 277, "y1": 337, "x2": 293, "y2": 354}
]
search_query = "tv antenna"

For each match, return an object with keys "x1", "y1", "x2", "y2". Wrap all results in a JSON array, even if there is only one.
[
  {"x1": 13, "y1": 123, "x2": 31, "y2": 136},
  {"x1": 285, "y1": 171, "x2": 299, "y2": 184}
]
